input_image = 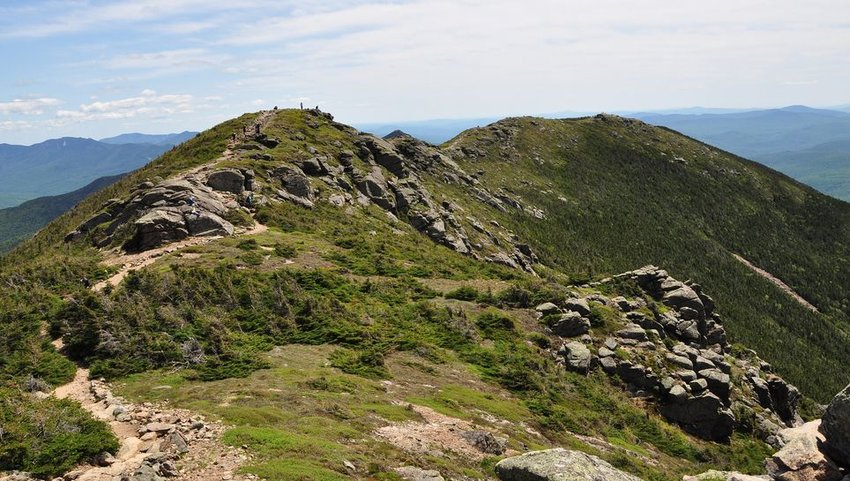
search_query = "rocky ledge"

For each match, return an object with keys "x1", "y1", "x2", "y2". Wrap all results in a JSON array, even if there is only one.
[{"x1": 540, "y1": 265, "x2": 801, "y2": 442}]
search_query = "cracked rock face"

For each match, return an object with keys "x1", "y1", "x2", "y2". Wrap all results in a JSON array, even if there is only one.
[{"x1": 544, "y1": 265, "x2": 801, "y2": 442}]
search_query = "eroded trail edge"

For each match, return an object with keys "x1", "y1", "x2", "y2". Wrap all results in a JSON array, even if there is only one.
[{"x1": 733, "y1": 253, "x2": 818, "y2": 312}]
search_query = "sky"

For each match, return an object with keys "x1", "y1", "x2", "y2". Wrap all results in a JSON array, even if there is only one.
[{"x1": 1, "y1": 0, "x2": 850, "y2": 144}]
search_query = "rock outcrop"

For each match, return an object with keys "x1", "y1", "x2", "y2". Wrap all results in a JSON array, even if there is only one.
[
  {"x1": 66, "y1": 171, "x2": 249, "y2": 252},
  {"x1": 494, "y1": 448, "x2": 643, "y2": 481},
  {"x1": 541, "y1": 266, "x2": 800, "y2": 442},
  {"x1": 767, "y1": 421, "x2": 843, "y2": 481},
  {"x1": 820, "y1": 384, "x2": 850, "y2": 468}
]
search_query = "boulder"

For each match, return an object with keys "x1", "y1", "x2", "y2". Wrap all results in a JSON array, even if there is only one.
[
  {"x1": 361, "y1": 135, "x2": 408, "y2": 177},
  {"x1": 550, "y1": 312, "x2": 590, "y2": 338},
  {"x1": 767, "y1": 421, "x2": 842, "y2": 481},
  {"x1": 494, "y1": 448, "x2": 643, "y2": 481},
  {"x1": 615, "y1": 324, "x2": 648, "y2": 341},
  {"x1": 185, "y1": 211, "x2": 234, "y2": 237},
  {"x1": 662, "y1": 285, "x2": 705, "y2": 316},
  {"x1": 535, "y1": 302, "x2": 560, "y2": 316},
  {"x1": 560, "y1": 341, "x2": 593, "y2": 373},
  {"x1": 698, "y1": 369, "x2": 731, "y2": 402},
  {"x1": 768, "y1": 377, "x2": 801, "y2": 426},
  {"x1": 206, "y1": 169, "x2": 245, "y2": 194},
  {"x1": 683, "y1": 471, "x2": 769, "y2": 481},
  {"x1": 460, "y1": 430, "x2": 507, "y2": 455},
  {"x1": 275, "y1": 166, "x2": 313, "y2": 199},
  {"x1": 563, "y1": 298, "x2": 591, "y2": 316},
  {"x1": 395, "y1": 466, "x2": 445, "y2": 481},
  {"x1": 659, "y1": 392, "x2": 735, "y2": 441},
  {"x1": 820, "y1": 384, "x2": 850, "y2": 467},
  {"x1": 126, "y1": 210, "x2": 187, "y2": 251}
]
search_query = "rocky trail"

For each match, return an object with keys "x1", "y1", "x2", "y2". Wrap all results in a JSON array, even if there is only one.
[
  {"x1": 733, "y1": 254, "x2": 818, "y2": 312},
  {"x1": 38, "y1": 125, "x2": 278, "y2": 480}
]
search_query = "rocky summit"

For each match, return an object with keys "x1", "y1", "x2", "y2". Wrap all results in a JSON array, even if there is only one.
[{"x1": 3, "y1": 108, "x2": 850, "y2": 481}]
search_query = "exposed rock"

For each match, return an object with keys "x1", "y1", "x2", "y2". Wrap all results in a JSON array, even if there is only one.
[
  {"x1": 395, "y1": 466, "x2": 445, "y2": 481},
  {"x1": 185, "y1": 211, "x2": 234, "y2": 237},
  {"x1": 820, "y1": 384, "x2": 850, "y2": 467},
  {"x1": 683, "y1": 470, "x2": 769, "y2": 481},
  {"x1": 274, "y1": 165, "x2": 313, "y2": 200},
  {"x1": 559, "y1": 341, "x2": 593, "y2": 373},
  {"x1": 126, "y1": 210, "x2": 188, "y2": 251},
  {"x1": 659, "y1": 392, "x2": 735, "y2": 441},
  {"x1": 459, "y1": 430, "x2": 507, "y2": 455},
  {"x1": 206, "y1": 169, "x2": 245, "y2": 194},
  {"x1": 535, "y1": 302, "x2": 560, "y2": 316},
  {"x1": 494, "y1": 448, "x2": 643, "y2": 481},
  {"x1": 563, "y1": 298, "x2": 591, "y2": 316},
  {"x1": 550, "y1": 312, "x2": 590, "y2": 338},
  {"x1": 767, "y1": 421, "x2": 842, "y2": 481},
  {"x1": 360, "y1": 135, "x2": 408, "y2": 177}
]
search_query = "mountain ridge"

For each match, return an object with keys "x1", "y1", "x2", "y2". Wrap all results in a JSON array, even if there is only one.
[{"x1": 2, "y1": 108, "x2": 849, "y2": 480}]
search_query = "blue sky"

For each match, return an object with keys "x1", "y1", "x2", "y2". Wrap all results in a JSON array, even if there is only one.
[{"x1": 1, "y1": 0, "x2": 849, "y2": 144}]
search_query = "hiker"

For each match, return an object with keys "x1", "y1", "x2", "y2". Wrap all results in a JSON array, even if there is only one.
[
  {"x1": 186, "y1": 195, "x2": 196, "y2": 207},
  {"x1": 245, "y1": 192, "x2": 254, "y2": 207},
  {"x1": 300, "y1": 102, "x2": 303, "y2": 109},
  {"x1": 255, "y1": 124, "x2": 261, "y2": 135},
  {"x1": 80, "y1": 277, "x2": 91, "y2": 288}
]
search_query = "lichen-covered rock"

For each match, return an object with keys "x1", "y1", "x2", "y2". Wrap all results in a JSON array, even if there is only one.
[
  {"x1": 494, "y1": 448, "x2": 643, "y2": 481},
  {"x1": 206, "y1": 169, "x2": 245, "y2": 194},
  {"x1": 767, "y1": 421, "x2": 842, "y2": 481},
  {"x1": 820, "y1": 384, "x2": 850, "y2": 467}
]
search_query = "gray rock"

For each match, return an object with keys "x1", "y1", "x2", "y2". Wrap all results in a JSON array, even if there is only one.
[
  {"x1": 395, "y1": 466, "x2": 445, "y2": 481},
  {"x1": 563, "y1": 298, "x2": 591, "y2": 316},
  {"x1": 535, "y1": 302, "x2": 560, "y2": 316},
  {"x1": 185, "y1": 211, "x2": 234, "y2": 237},
  {"x1": 662, "y1": 285, "x2": 704, "y2": 316},
  {"x1": 550, "y1": 312, "x2": 590, "y2": 338},
  {"x1": 459, "y1": 430, "x2": 507, "y2": 455},
  {"x1": 666, "y1": 353, "x2": 694, "y2": 370},
  {"x1": 599, "y1": 356, "x2": 617, "y2": 373},
  {"x1": 698, "y1": 369, "x2": 731, "y2": 402},
  {"x1": 560, "y1": 341, "x2": 593, "y2": 373},
  {"x1": 615, "y1": 324, "x2": 647, "y2": 341},
  {"x1": 768, "y1": 377, "x2": 801, "y2": 426},
  {"x1": 659, "y1": 392, "x2": 735, "y2": 441},
  {"x1": 206, "y1": 169, "x2": 245, "y2": 194},
  {"x1": 275, "y1": 166, "x2": 313, "y2": 199},
  {"x1": 495, "y1": 448, "x2": 643, "y2": 481},
  {"x1": 127, "y1": 210, "x2": 188, "y2": 251},
  {"x1": 820, "y1": 384, "x2": 850, "y2": 467},
  {"x1": 768, "y1": 421, "x2": 842, "y2": 481}
]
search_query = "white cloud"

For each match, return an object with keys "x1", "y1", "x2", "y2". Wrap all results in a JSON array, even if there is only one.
[
  {"x1": 0, "y1": 98, "x2": 61, "y2": 116},
  {"x1": 57, "y1": 90, "x2": 194, "y2": 121}
]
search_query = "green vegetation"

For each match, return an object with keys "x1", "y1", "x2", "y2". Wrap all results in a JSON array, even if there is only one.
[
  {"x1": 0, "y1": 387, "x2": 119, "y2": 478},
  {"x1": 0, "y1": 108, "x2": 846, "y2": 479}
]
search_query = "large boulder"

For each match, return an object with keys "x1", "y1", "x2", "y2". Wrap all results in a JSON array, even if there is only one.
[
  {"x1": 550, "y1": 312, "x2": 590, "y2": 338},
  {"x1": 494, "y1": 448, "x2": 643, "y2": 481},
  {"x1": 559, "y1": 342, "x2": 593, "y2": 374},
  {"x1": 820, "y1": 384, "x2": 850, "y2": 467},
  {"x1": 767, "y1": 421, "x2": 842, "y2": 481},
  {"x1": 206, "y1": 169, "x2": 245, "y2": 194},
  {"x1": 659, "y1": 391, "x2": 735, "y2": 441},
  {"x1": 361, "y1": 135, "x2": 408, "y2": 177},
  {"x1": 126, "y1": 210, "x2": 188, "y2": 251},
  {"x1": 274, "y1": 166, "x2": 313, "y2": 199},
  {"x1": 185, "y1": 211, "x2": 234, "y2": 237}
]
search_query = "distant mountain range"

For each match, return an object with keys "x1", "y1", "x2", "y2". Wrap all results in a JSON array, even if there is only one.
[
  {"x1": 0, "y1": 133, "x2": 197, "y2": 208},
  {"x1": 357, "y1": 105, "x2": 850, "y2": 201},
  {"x1": 0, "y1": 131, "x2": 197, "y2": 253},
  {"x1": 632, "y1": 106, "x2": 850, "y2": 201},
  {"x1": 0, "y1": 173, "x2": 124, "y2": 253},
  {"x1": 100, "y1": 131, "x2": 197, "y2": 145}
]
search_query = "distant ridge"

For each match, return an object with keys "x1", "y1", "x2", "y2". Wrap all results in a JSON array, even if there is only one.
[{"x1": 100, "y1": 131, "x2": 197, "y2": 145}]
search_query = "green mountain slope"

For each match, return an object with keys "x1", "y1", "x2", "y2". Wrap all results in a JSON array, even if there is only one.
[
  {"x1": 634, "y1": 107, "x2": 850, "y2": 201},
  {"x1": 0, "y1": 137, "x2": 176, "y2": 208},
  {"x1": 0, "y1": 174, "x2": 124, "y2": 254},
  {"x1": 1, "y1": 109, "x2": 847, "y2": 480}
]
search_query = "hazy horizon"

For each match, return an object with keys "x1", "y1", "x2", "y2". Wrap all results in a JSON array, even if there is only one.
[{"x1": 2, "y1": 0, "x2": 850, "y2": 144}]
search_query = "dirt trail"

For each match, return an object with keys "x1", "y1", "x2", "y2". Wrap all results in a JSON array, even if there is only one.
[
  {"x1": 733, "y1": 253, "x2": 818, "y2": 312},
  {"x1": 43, "y1": 114, "x2": 278, "y2": 480}
]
